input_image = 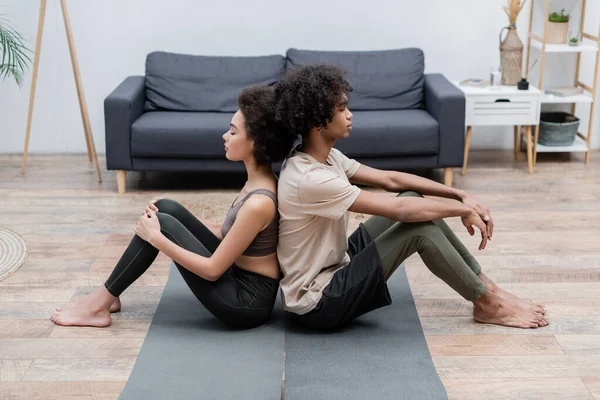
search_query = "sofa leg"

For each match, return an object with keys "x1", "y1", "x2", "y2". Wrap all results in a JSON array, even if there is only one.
[
  {"x1": 443, "y1": 168, "x2": 453, "y2": 187},
  {"x1": 116, "y1": 170, "x2": 126, "y2": 195}
]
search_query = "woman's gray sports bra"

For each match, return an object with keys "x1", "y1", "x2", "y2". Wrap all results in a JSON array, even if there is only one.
[{"x1": 221, "y1": 189, "x2": 278, "y2": 257}]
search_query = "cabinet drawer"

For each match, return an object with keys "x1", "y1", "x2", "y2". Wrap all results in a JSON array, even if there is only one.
[{"x1": 466, "y1": 94, "x2": 539, "y2": 126}]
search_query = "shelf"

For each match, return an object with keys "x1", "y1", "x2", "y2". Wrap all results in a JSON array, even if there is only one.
[
  {"x1": 533, "y1": 136, "x2": 589, "y2": 153},
  {"x1": 531, "y1": 41, "x2": 598, "y2": 53},
  {"x1": 542, "y1": 91, "x2": 594, "y2": 104}
]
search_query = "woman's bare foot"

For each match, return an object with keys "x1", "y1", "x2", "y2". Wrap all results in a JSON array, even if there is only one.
[
  {"x1": 50, "y1": 287, "x2": 115, "y2": 328},
  {"x1": 478, "y1": 272, "x2": 546, "y2": 314},
  {"x1": 109, "y1": 297, "x2": 121, "y2": 313},
  {"x1": 473, "y1": 291, "x2": 549, "y2": 329},
  {"x1": 56, "y1": 297, "x2": 121, "y2": 313}
]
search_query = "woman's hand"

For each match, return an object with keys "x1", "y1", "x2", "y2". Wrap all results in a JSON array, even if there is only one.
[
  {"x1": 461, "y1": 193, "x2": 494, "y2": 240},
  {"x1": 461, "y1": 210, "x2": 488, "y2": 250},
  {"x1": 134, "y1": 211, "x2": 162, "y2": 244},
  {"x1": 143, "y1": 196, "x2": 164, "y2": 215}
]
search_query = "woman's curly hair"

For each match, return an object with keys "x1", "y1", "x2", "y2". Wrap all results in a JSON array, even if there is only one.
[
  {"x1": 274, "y1": 64, "x2": 353, "y2": 139},
  {"x1": 237, "y1": 85, "x2": 296, "y2": 165}
]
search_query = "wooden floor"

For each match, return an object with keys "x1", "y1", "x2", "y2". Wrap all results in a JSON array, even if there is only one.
[{"x1": 1, "y1": 151, "x2": 600, "y2": 399}]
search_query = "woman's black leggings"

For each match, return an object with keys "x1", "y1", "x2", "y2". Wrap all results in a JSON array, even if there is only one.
[{"x1": 104, "y1": 199, "x2": 280, "y2": 329}]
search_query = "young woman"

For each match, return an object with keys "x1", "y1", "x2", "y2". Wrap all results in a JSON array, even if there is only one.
[
  {"x1": 51, "y1": 85, "x2": 296, "y2": 329},
  {"x1": 273, "y1": 64, "x2": 548, "y2": 330}
]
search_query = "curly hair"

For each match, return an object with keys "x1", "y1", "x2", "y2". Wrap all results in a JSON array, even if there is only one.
[
  {"x1": 274, "y1": 64, "x2": 353, "y2": 139},
  {"x1": 237, "y1": 85, "x2": 296, "y2": 165}
]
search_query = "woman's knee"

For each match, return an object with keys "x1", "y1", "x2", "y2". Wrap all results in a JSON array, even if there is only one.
[
  {"x1": 155, "y1": 198, "x2": 185, "y2": 216},
  {"x1": 156, "y1": 212, "x2": 180, "y2": 233}
]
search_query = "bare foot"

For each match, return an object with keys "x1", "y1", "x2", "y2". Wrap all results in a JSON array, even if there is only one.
[
  {"x1": 50, "y1": 287, "x2": 115, "y2": 327},
  {"x1": 473, "y1": 292, "x2": 549, "y2": 329},
  {"x1": 109, "y1": 297, "x2": 121, "y2": 313},
  {"x1": 477, "y1": 272, "x2": 546, "y2": 314},
  {"x1": 56, "y1": 297, "x2": 121, "y2": 313}
]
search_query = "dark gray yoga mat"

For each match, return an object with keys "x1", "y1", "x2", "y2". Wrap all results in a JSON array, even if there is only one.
[
  {"x1": 284, "y1": 266, "x2": 447, "y2": 400},
  {"x1": 119, "y1": 264, "x2": 285, "y2": 400}
]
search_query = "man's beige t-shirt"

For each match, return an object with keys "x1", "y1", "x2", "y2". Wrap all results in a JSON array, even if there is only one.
[{"x1": 277, "y1": 146, "x2": 361, "y2": 315}]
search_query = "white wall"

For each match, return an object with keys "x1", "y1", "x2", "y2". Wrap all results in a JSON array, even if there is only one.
[{"x1": 0, "y1": 0, "x2": 598, "y2": 154}]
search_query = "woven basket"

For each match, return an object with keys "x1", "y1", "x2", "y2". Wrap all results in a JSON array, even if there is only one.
[
  {"x1": 546, "y1": 22, "x2": 568, "y2": 44},
  {"x1": 538, "y1": 112, "x2": 579, "y2": 146}
]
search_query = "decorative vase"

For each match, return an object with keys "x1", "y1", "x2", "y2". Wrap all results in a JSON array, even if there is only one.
[
  {"x1": 499, "y1": 24, "x2": 523, "y2": 86},
  {"x1": 547, "y1": 21, "x2": 568, "y2": 44}
]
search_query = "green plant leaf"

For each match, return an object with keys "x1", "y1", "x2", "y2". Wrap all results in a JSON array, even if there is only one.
[{"x1": 0, "y1": 15, "x2": 32, "y2": 87}]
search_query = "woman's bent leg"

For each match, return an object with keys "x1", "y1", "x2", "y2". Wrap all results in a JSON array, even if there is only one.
[
  {"x1": 155, "y1": 198, "x2": 220, "y2": 252},
  {"x1": 51, "y1": 209, "x2": 227, "y2": 327},
  {"x1": 156, "y1": 212, "x2": 274, "y2": 328}
]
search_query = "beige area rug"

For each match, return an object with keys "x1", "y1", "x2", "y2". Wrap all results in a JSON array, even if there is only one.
[
  {"x1": 0, "y1": 227, "x2": 28, "y2": 282},
  {"x1": 179, "y1": 192, "x2": 371, "y2": 235}
]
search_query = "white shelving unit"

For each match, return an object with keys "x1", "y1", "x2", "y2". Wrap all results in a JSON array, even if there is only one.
[
  {"x1": 542, "y1": 91, "x2": 593, "y2": 103},
  {"x1": 530, "y1": 41, "x2": 598, "y2": 53},
  {"x1": 525, "y1": 0, "x2": 600, "y2": 167}
]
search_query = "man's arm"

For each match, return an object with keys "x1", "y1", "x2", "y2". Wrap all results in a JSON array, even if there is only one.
[
  {"x1": 348, "y1": 188, "x2": 471, "y2": 222},
  {"x1": 349, "y1": 164, "x2": 494, "y2": 239},
  {"x1": 349, "y1": 164, "x2": 465, "y2": 201},
  {"x1": 348, "y1": 189, "x2": 489, "y2": 249}
]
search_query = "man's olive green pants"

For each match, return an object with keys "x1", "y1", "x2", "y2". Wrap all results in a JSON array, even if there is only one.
[{"x1": 364, "y1": 191, "x2": 487, "y2": 301}]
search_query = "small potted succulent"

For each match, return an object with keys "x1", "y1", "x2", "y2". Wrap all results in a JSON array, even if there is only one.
[
  {"x1": 547, "y1": 9, "x2": 570, "y2": 44},
  {"x1": 568, "y1": 31, "x2": 582, "y2": 46}
]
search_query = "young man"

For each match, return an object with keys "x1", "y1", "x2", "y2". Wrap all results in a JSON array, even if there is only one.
[{"x1": 273, "y1": 64, "x2": 548, "y2": 330}]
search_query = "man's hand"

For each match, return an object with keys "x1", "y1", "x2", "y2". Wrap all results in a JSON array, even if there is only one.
[
  {"x1": 461, "y1": 193, "x2": 494, "y2": 240},
  {"x1": 461, "y1": 210, "x2": 488, "y2": 250}
]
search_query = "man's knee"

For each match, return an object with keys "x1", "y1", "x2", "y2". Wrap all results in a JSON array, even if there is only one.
[
  {"x1": 396, "y1": 191, "x2": 423, "y2": 198},
  {"x1": 403, "y1": 221, "x2": 445, "y2": 250}
]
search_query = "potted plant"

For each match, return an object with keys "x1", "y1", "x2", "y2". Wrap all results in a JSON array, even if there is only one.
[
  {"x1": 547, "y1": 8, "x2": 569, "y2": 44},
  {"x1": 0, "y1": 15, "x2": 32, "y2": 87},
  {"x1": 568, "y1": 31, "x2": 581, "y2": 46}
]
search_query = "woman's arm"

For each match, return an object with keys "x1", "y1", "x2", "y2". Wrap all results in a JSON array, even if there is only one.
[{"x1": 149, "y1": 196, "x2": 274, "y2": 281}]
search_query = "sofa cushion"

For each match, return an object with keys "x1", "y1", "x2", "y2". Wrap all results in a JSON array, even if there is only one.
[
  {"x1": 286, "y1": 48, "x2": 425, "y2": 111},
  {"x1": 131, "y1": 112, "x2": 232, "y2": 158},
  {"x1": 334, "y1": 110, "x2": 439, "y2": 158},
  {"x1": 144, "y1": 51, "x2": 286, "y2": 112}
]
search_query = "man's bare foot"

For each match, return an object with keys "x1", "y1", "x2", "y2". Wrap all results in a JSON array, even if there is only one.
[
  {"x1": 477, "y1": 272, "x2": 546, "y2": 314},
  {"x1": 50, "y1": 287, "x2": 115, "y2": 328},
  {"x1": 473, "y1": 291, "x2": 549, "y2": 329},
  {"x1": 56, "y1": 297, "x2": 121, "y2": 313}
]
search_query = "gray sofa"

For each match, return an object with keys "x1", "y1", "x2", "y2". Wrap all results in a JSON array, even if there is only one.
[{"x1": 105, "y1": 48, "x2": 465, "y2": 194}]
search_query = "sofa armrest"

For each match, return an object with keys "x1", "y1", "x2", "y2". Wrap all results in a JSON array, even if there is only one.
[
  {"x1": 424, "y1": 74, "x2": 465, "y2": 167},
  {"x1": 104, "y1": 76, "x2": 146, "y2": 170}
]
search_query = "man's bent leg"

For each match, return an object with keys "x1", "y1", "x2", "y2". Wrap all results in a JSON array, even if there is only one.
[{"x1": 373, "y1": 220, "x2": 487, "y2": 302}]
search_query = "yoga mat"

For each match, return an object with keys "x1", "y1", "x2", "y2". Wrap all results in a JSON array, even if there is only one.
[
  {"x1": 119, "y1": 264, "x2": 285, "y2": 400},
  {"x1": 284, "y1": 266, "x2": 447, "y2": 400}
]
